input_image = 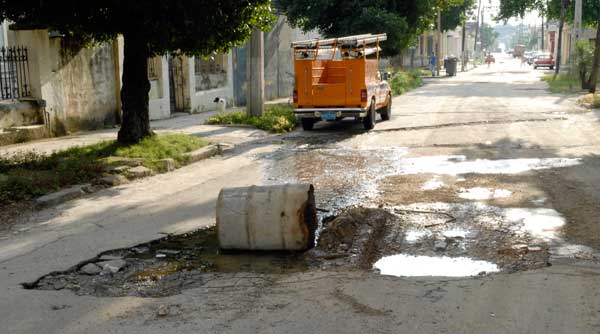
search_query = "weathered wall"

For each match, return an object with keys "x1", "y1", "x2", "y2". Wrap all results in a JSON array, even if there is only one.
[
  {"x1": 0, "y1": 100, "x2": 43, "y2": 128},
  {"x1": 188, "y1": 55, "x2": 234, "y2": 113},
  {"x1": 234, "y1": 16, "x2": 320, "y2": 106},
  {"x1": 12, "y1": 29, "x2": 119, "y2": 134},
  {"x1": 45, "y1": 37, "x2": 119, "y2": 133}
]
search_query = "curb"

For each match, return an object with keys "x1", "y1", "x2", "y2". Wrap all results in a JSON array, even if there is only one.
[{"x1": 34, "y1": 143, "x2": 234, "y2": 208}]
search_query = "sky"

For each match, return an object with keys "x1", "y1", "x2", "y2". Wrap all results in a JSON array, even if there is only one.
[{"x1": 476, "y1": 0, "x2": 544, "y2": 27}]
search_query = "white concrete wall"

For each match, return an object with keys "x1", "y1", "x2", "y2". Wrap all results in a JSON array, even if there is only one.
[
  {"x1": 149, "y1": 57, "x2": 170, "y2": 120},
  {"x1": 0, "y1": 21, "x2": 7, "y2": 47},
  {"x1": 188, "y1": 54, "x2": 234, "y2": 113}
]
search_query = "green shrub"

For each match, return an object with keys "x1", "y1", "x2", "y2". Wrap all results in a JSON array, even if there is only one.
[
  {"x1": 575, "y1": 40, "x2": 595, "y2": 86},
  {"x1": 207, "y1": 104, "x2": 297, "y2": 133},
  {"x1": 389, "y1": 70, "x2": 423, "y2": 96}
]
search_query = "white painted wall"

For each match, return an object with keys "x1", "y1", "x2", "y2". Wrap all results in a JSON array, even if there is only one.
[
  {"x1": 116, "y1": 37, "x2": 171, "y2": 120},
  {"x1": 0, "y1": 21, "x2": 7, "y2": 47},
  {"x1": 188, "y1": 54, "x2": 234, "y2": 113},
  {"x1": 149, "y1": 57, "x2": 170, "y2": 120}
]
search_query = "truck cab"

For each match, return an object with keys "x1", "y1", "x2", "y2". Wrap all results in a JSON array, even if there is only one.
[{"x1": 292, "y1": 34, "x2": 392, "y2": 130}]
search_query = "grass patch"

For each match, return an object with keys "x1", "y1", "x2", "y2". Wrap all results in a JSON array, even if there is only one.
[
  {"x1": 114, "y1": 134, "x2": 207, "y2": 170},
  {"x1": 542, "y1": 74, "x2": 583, "y2": 93},
  {"x1": 206, "y1": 104, "x2": 297, "y2": 133},
  {"x1": 539, "y1": 74, "x2": 600, "y2": 94},
  {"x1": 389, "y1": 70, "x2": 424, "y2": 96},
  {"x1": 0, "y1": 134, "x2": 207, "y2": 202}
]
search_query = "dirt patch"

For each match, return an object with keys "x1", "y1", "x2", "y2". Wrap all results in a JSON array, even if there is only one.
[
  {"x1": 379, "y1": 173, "x2": 546, "y2": 208},
  {"x1": 0, "y1": 201, "x2": 36, "y2": 235},
  {"x1": 317, "y1": 208, "x2": 395, "y2": 270}
]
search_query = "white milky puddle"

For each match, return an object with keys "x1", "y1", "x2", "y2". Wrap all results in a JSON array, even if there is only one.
[
  {"x1": 374, "y1": 255, "x2": 499, "y2": 277},
  {"x1": 531, "y1": 197, "x2": 547, "y2": 206},
  {"x1": 392, "y1": 203, "x2": 567, "y2": 242},
  {"x1": 422, "y1": 177, "x2": 444, "y2": 191},
  {"x1": 442, "y1": 228, "x2": 470, "y2": 238},
  {"x1": 504, "y1": 208, "x2": 566, "y2": 240},
  {"x1": 405, "y1": 230, "x2": 431, "y2": 243},
  {"x1": 458, "y1": 187, "x2": 512, "y2": 200},
  {"x1": 393, "y1": 156, "x2": 581, "y2": 175},
  {"x1": 550, "y1": 244, "x2": 595, "y2": 257}
]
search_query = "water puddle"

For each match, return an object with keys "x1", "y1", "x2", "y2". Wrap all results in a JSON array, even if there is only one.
[
  {"x1": 504, "y1": 208, "x2": 566, "y2": 241},
  {"x1": 405, "y1": 230, "x2": 432, "y2": 243},
  {"x1": 391, "y1": 156, "x2": 581, "y2": 175},
  {"x1": 264, "y1": 145, "x2": 408, "y2": 214},
  {"x1": 422, "y1": 177, "x2": 445, "y2": 190},
  {"x1": 458, "y1": 187, "x2": 512, "y2": 200},
  {"x1": 374, "y1": 255, "x2": 499, "y2": 277},
  {"x1": 441, "y1": 228, "x2": 471, "y2": 238}
]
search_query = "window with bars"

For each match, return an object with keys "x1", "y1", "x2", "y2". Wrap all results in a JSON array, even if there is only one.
[{"x1": 195, "y1": 54, "x2": 228, "y2": 91}]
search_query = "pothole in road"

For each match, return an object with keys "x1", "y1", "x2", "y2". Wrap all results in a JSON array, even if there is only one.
[
  {"x1": 25, "y1": 145, "x2": 599, "y2": 296},
  {"x1": 26, "y1": 202, "x2": 597, "y2": 297}
]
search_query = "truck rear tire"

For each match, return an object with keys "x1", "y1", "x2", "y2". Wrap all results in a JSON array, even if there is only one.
[
  {"x1": 380, "y1": 96, "x2": 392, "y2": 121},
  {"x1": 301, "y1": 118, "x2": 316, "y2": 131},
  {"x1": 363, "y1": 102, "x2": 376, "y2": 130}
]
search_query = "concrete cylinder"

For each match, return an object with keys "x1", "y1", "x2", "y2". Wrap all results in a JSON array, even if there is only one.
[{"x1": 217, "y1": 184, "x2": 317, "y2": 251}]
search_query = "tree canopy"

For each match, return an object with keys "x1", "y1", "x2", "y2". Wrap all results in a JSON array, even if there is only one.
[
  {"x1": 480, "y1": 24, "x2": 499, "y2": 50},
  {"x1": 0, "y1": 1, "x2": 274, "y2": 144},
  {"x1": 0, "y1": 1, "x2": 274, "y2": 57},
  {"x1": 279, "y1": 0, "x2": 471, "y2": 57},
  {"x1": 498, "y1": 0, "x2": 599, "y2": 26},
  {"x1": 441, "y1": 0, "x2": 476, "y2": 32}
]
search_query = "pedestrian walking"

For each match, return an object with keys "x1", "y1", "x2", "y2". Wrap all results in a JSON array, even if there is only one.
[{"x1": 429, "y1": 52, "x2": 437, "y2": 77}]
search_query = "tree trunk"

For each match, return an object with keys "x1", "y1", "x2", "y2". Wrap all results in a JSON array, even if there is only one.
[
  {"x1": 586, "y1": 10, "x2": 600, "y2": 93},
  {"x1": 117, "y1": 34, "x2": 153, "y2": 145},
  {"x1": 555, "y1": 0, "x2": 567, "y2": 77}
]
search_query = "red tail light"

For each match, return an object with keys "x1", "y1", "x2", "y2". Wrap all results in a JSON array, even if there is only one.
[
  {"x1": 360, "y1": 89, "x2": 368, "y2": 102},
  {"x1": 293, "y1": 90, "x2": 298, "y2": 103}
]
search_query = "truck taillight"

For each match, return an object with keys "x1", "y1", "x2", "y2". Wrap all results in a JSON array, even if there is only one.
[
  {"x1": 293, "y1": 90, "x2": 298, "y2": 103},
  {"x1": 361, "y1": 89, "x2": 368, "y2": 102}
]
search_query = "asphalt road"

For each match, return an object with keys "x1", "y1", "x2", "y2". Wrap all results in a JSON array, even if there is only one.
[{"x1": 2, "y1": 54, "x2": 600, "y2": 333}]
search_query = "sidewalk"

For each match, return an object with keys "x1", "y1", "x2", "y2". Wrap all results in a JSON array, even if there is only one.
[{"x1": 0, "y1": 108, "x2": 266, "y2": 156}]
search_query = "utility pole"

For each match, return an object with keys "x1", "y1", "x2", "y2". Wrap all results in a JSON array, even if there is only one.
[
  {"x1": 541, "y1": 10, "x2": 545, "y2": 51},
  {"x1": 474, "y1": 0, "x2": 482, "y2": 53},
  {"x1": 574, "y1": 0, "x2": 583, "y2": 41},
  {"x1": 481, "y1": 6, "x2": 486, "y2": 52},
  {"x1": 247, "y1": 28, "x2": 264, "y2": 117},
  {"x1": 461, "y1": 17, "x2": 467, "y2": 72},
  {"x1": 436, "y1": 9, "x2": 442, "y2": 76}
]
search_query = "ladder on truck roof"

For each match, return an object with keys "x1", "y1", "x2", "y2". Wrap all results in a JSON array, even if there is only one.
[{"x1": 291, "y1": 33, "x2": 387, "y2": 49}]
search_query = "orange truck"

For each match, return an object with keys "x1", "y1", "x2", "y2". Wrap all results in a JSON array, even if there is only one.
[{"x1": 292, "y1": 34, "x2": 392, "y2": 130}]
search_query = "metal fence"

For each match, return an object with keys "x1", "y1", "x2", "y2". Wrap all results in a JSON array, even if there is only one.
[{"x1": 0, "y1": 46, "x2": 31, "y2": 100}]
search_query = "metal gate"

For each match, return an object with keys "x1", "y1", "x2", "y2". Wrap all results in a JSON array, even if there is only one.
[{"x1": 0, "y1": 46, "x2": 31, "y2": 100}]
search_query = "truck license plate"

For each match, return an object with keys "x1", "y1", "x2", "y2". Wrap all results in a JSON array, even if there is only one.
[{"x1": 321, "y1": 111, "x2": 336, "y2": 121}]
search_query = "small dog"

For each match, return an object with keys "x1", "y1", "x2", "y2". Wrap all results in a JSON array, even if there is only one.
[{"x1": 214, "y1": 97, "x2": 227, "y2": 113}]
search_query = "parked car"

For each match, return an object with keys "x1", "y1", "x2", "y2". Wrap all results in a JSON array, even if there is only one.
[
  {"x1": 525, "y1": 51, "x2": 538, "y2": 65},
  {"x1": 292, "y1": 34, "x2": 392, "y2": 131},
  {"x1": 534, "y1": 54, "x2": 555, "y2": 70}
]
